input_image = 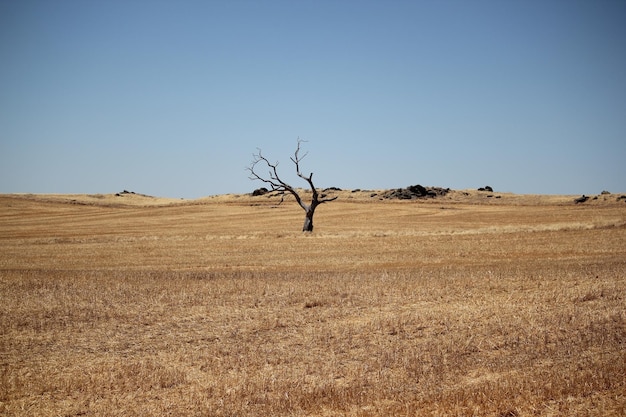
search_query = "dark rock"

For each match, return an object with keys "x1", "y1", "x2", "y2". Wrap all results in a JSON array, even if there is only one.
[
  {"x1": 428, "y1": 187, "x2": 450, "y2": 197},
  {"x1": 395, "y1": 189, "x2": 413, "y2": 199},
  {"x1": 408, "y1": 184, "x2": 427, "y2": 196},
  {"x1": 574, "y1": 195, "x2": 589, "y2": 204},
  {"x1": 252, "y1": 187, "x2": 269, "y2": 196}
]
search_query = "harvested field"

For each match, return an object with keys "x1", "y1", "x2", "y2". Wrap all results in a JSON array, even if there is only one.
[{"x1": 1, "y1": 190, "x2": 625, "y2": 416}]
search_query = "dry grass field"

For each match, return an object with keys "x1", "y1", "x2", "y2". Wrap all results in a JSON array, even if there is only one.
[{"x1": 1, "y1": 189, "x2": 625, "y2": 416}]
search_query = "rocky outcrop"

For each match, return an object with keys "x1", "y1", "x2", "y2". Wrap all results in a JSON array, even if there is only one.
[{"x1": 382, "y1": 185, "x2": 450, "y2": 200}]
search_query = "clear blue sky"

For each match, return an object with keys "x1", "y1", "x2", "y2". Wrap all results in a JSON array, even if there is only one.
[{"x1": 1, "y1": 0, "x2": 625, "y2": 198}]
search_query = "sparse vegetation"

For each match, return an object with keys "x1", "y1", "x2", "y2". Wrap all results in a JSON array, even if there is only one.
[{"x1": 1, "y1": 190, "x2": 624, "y2": 416}]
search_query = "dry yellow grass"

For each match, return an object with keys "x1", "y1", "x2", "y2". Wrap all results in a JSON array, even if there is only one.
[{"x1": 1, "y1": 190, "x2": 625, "y2": 416}]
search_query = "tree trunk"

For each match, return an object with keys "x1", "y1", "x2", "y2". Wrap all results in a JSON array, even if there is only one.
[{"x1": 302, "y1": 207, "x2": 315, "y2": 232}]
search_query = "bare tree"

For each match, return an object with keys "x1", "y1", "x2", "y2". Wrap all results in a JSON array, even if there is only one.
[{"x1": 247, "y1": 139, "x2": 338, "y2": 232}]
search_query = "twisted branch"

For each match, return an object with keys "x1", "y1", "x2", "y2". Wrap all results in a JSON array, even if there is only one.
[{"x1": 247, "y1": 139, "x2": 338, "y2": 212}]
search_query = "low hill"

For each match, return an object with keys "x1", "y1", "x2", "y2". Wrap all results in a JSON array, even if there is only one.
[{"x1": 4, "y1": 186, "x2": 624, "y2": 207}]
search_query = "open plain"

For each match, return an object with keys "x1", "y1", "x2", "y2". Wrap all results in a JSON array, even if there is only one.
[{"x1": 1, "y1": 189, "x2": 625, "y2": 416}]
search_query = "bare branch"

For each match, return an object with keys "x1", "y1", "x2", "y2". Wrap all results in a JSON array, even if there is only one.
[
  {"x1": 290, "y1": 138, "x2": 309, "y2": 176},
  {"x1": 247, "y1": 147, "x2": 307, "y2": 210},
  {"x1": 319, "y1": 195, "x2": 339, "y2": 204}
]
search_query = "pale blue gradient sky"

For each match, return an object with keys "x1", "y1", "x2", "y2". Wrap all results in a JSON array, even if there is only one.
[{"x1": 1, "y1": 0, "x2": 625, "y2": 198}]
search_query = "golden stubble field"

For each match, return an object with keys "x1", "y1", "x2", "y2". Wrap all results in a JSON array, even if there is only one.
[{"x1": 1, "y1": 190, "x2": 625, "y2": 416}]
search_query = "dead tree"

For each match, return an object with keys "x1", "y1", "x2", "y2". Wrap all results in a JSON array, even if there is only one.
[{"x1": 247, "y1": 139, "x2": 338, "y2": 232}]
